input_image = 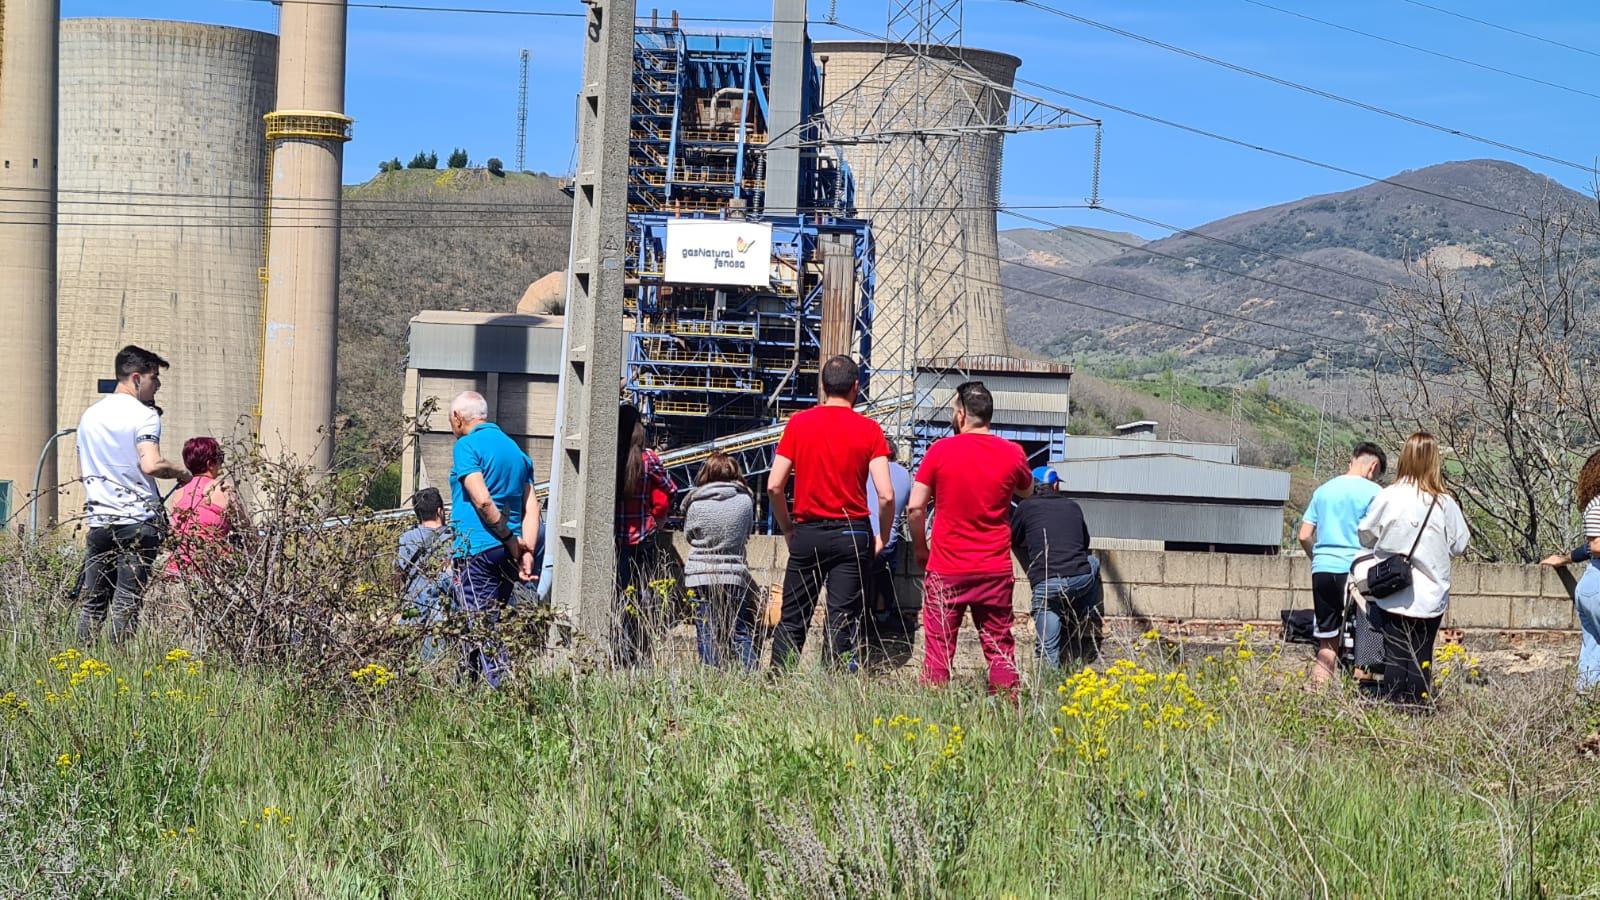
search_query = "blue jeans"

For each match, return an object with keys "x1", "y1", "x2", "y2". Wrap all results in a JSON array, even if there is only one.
[
  {"x1": 1031, "y1": 556, "x2": 1103, "y2": 669},
  {"x1": 691, "y1": 582, "x2": 759, "y2": 670},
  {"x1": 456, "y1": 546, "x2": 515, "y2": 688},
  {"x1": 1577, "y1": 562, "x2": 1600, "y2": 690},
  {"x1": 400, "y1": 588, "x2": 446, "y2": 663}
]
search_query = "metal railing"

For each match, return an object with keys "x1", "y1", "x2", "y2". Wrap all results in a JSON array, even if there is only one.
[
  {"x1": 653, "y1": 400, "x2": 711, "y2": 416},
  {"x1": 264, "y1": 110, "x2": 354, "y2": 142},
  {"x1": 679, "y1": 128, "x2": 767, "y2": 144},
  {"x1": 665, "y1": 321, "x2": 757, "y2": 339},
  {"x1": 639, "y1": 348, "x2": 755, "y2": 367},
  {"x1": 635, "y1": 373, "x2": 762, "y2": 393}
]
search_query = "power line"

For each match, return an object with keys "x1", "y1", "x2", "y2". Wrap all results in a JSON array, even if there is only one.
[
  {"x1": 1011, "y1": 74, "x2": 1572, "y2": 222},
  {"x1": 227, "y1": 0, "x2": 820, "y2": 26},
  {"x1": 1241, "y1": 0, "x2": 1600, "y2": 102},
  {"x1": 1002, "y1": 207, "x2": 1397, "y2": 316},
  {"x1": 0, "y1": 187, "x2": 1099, "y2": 218},
  {"x1": 1003, "y1": 0, "x2": 1596, "y2": 173},
  {"x1": 1397, "y1": 0, "x2": 1600, "y2": 62},
  {"x1": 1093, "y1": 206, "x2": 1408, "y2": 295},
  {"x1": 866, "y1": 212, "x2": 1371, "y2": 360},
  {"x1": 17, "y1": 6, "x2": 1567, "y2": 345},
  {"x1": 867, "y1": 211, "x2": 1474, "y2": 399}
]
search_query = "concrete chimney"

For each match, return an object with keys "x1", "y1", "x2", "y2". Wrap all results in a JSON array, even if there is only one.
[
  {"x1": 0, "y1": 0, "x2": 60, "y2": 526},
  {"x1": 259, "y1": 0, "x2": 350, "y2": 469},
  {"x1": 764, "y1": 0, "x2": 807, "y2": 215}
]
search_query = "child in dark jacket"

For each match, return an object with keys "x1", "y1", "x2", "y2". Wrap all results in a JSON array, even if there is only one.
[{"x1": 683, "y1": 451, "x2": 758, "y2": 669}]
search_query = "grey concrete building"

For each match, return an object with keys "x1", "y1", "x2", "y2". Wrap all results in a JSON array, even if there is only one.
[
  {"x1": 1051, "y1": 433, "x2": 1291, "y2": 553},
  {"x1": 400, "y1": 311, "x2": 567, "y2": 501}
]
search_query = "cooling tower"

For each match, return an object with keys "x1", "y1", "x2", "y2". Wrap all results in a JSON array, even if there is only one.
[
  {"x1": 258, "y1": 0, "x2": 349, "y2": 471},
  {"x1": 56, "y1": 19, "x2": 276, "y2": 517},
  {"x1": 0, "y1": 0, "x2": 61, "y2": 526},
  {"x1": 813, "y1": 41, "x2": 1018, "y2": 388}
]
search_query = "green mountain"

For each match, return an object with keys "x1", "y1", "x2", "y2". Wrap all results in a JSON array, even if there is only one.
[{"x1": 1003, "y1": 159, "x2": 1592, "y2": 375}]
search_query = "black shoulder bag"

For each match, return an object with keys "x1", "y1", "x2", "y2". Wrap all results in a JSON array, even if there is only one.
[{"x1": 1364, "y1": 497, "x2": 1437, "y2": 599}]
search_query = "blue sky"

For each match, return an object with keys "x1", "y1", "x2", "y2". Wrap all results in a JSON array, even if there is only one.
[{"x1": 61, "y1": 0, "x2": 1600, "y2": 239}]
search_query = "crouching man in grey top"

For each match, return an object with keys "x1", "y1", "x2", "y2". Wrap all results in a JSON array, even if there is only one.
[{"x1": 683, "y1": 451, "x2": 759, "y2": 670}]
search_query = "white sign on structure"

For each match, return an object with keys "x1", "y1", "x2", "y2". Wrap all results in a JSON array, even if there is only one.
[{"x1": 664, "y1": 219, "x2": 772, "y2": 287}]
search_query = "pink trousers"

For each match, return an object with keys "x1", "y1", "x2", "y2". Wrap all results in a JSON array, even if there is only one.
[{"x1": 921, "y1": 570, "x2": 1019, "y2": 694}]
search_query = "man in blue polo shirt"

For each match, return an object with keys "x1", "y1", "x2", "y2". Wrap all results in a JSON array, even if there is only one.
[
  {"x1": 1298, "y1": 442, "x2": 1386, "y2": 685},
  {"x1": 448, "y1": 391, "x2": 540, "y2": 687}
]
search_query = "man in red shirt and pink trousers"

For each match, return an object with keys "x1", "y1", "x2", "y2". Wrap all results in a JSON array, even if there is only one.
[{"x1": 907, "y1": 381, "x2": 1034, "y2": 695}]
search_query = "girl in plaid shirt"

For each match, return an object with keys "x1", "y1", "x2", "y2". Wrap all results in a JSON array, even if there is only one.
[{"x1": 615, "y1": 404, "x2": 673, "y2": 666}]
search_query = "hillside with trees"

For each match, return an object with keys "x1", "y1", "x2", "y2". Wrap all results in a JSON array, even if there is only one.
[{"x1": 335, "y1": 168, "x2": 571, "y2": 460}]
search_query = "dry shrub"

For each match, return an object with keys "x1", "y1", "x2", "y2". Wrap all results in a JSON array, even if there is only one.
[
  {"x1": 167, "y1": 414, "x2": 555, "y2": 691},
  {"x1": 164, "y1": 442, "x2": 413, "y2": 690}
]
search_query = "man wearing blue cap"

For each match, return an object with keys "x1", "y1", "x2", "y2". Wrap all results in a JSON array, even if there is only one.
[{"x1": 1011, "y1": 464, "x2": 1102, "y2": 668}]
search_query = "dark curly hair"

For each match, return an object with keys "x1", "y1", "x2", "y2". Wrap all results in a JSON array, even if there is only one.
[{"x1": 1578, "y1": 449, "x2": 1600, "y2": 513}]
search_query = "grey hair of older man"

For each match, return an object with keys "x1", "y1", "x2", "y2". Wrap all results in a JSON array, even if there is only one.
[{"x1": 450, "y1": 391, "x2": 489, "y2": 422}]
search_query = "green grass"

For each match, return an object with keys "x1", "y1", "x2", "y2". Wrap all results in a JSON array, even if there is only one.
[{"x1": 5, "y1": 590, "x2": 1600, "y2": 897}]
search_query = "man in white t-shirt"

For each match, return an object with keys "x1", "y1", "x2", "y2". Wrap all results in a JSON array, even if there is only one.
[{"x1": 76, "y1": 345, "x2": 191, "y2": 645}]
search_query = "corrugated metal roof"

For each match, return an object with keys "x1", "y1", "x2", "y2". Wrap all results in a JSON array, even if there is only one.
[
  {"x1": 918, "y1": 390, "x2": 1068, "y2": 414},
  {"x1": 915, "y1": 371, "x2": 1072, "y2": 397},
  {"x1": 917, "y1": 355, "x2": 1074, "y2": 375},
  {"x1": 918, "y1": 410, "x2": 1068, "y2": 428},
  {"x1": 1057, "y1": 455, "x2": 1289, "y2": 503},
  {"x1": 1077, "y1": 497, "x2": 1284, "y2": 547},
  {"x1": 1063, "y1": 434, "x2": 1238, "y2": 465},
  {"x1": 409, "y1": 314, "x2": 569, "y2": 375},
  {"x1": 411, "y1": 310, "x2": 563, "y2": 327}
]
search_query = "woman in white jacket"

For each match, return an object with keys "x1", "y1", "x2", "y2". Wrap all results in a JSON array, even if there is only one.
[{"x1": 1357, "y1": 432, "x2": 1470, "y2": 704}]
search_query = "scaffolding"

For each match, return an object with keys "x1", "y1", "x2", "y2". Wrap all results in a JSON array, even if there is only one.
[
  {"x1": 629, "y1": 28, "x2": 851, "y2": 216},
  {"x1": 803, "y1": 0, "x2": 1098, "y2": 455},
  {"x1": 619, "y1": 23, "x2": 875, "y2": 465},
  {"x1": 624, "y1": 212, "x2": 875, "y2": 451}
]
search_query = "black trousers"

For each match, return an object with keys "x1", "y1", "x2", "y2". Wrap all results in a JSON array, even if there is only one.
[
  {"x1": 770, "y1": 520, "x2": 873, "y2": 669},
  {"x1": 79, "y1": 521, "x2": 164, "y2": 645},
  {"x1": 1370, "y1": 605, "x2": 1442, "y2": 704},
  {"x1": 614, "y1": 538, "x2": 664, "y2": 668}
]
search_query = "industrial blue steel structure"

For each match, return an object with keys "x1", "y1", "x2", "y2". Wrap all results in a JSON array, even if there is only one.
[
  {"x1": 622, "y1": 25, "x2": 875, "y2": 453},
  {"x1": 628, "y1": 27, "x2": 854, "y2": 216}
]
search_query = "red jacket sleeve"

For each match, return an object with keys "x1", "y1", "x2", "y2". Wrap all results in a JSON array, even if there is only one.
[{"x1": 646, "y1": 452, "x2": 672, "y2": 524}]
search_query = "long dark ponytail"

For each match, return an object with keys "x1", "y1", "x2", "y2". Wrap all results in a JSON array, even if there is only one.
[{"x1": 618, "y1": 404, "x2": 647, "y2": 499}]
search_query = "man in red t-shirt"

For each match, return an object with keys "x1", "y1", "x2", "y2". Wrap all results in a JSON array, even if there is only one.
[
  {"x1": 907, "y1": 381, "x2": 1033, "y2": 694},
  {"x1": 767, "y1": 356, "x2": 896, "y2": 670}
]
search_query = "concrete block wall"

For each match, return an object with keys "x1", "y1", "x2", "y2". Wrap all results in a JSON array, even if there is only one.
[{"x1": 671, "y1": 536, "x2": 1581, "y2": 635}]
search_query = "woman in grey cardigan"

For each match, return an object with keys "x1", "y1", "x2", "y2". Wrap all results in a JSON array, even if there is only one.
[
  {"x1": 1357, "y1": 432, "x2": 1470, "y2": 704},
  {"x1": 683, "y1": 451, "x2": 759, "y2": 669}
]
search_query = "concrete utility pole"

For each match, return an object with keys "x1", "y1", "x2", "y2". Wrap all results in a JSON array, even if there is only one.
[
  {"x1": 552, "y1": 0, "x2": 634, "y2": 655},
  {"x1": 0, "y1": 0, "x2": 61, "y2": 527},
  {"x1": 259, "y1": 0, "x2": 351, "y2": 471}
]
